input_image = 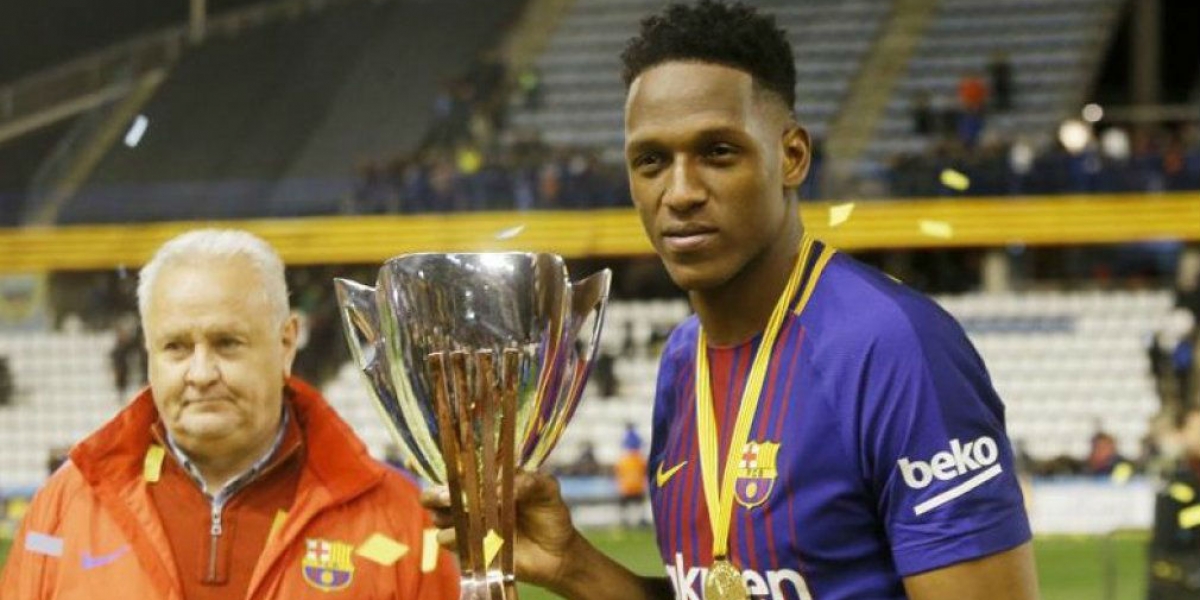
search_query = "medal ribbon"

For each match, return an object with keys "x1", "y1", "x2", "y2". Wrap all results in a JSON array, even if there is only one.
[{"x1": 695, "y1": 237, "x2": 811, "y2": 561}]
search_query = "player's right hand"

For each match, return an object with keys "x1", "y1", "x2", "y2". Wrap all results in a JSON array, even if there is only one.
[{"x1": 419, "y1": 470, "x2": 587, "y2": 591}]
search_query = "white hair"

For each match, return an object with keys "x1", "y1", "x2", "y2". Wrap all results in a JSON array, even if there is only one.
[{"x1": 137, "y1": 229, "x2": 290, "y2": 327}]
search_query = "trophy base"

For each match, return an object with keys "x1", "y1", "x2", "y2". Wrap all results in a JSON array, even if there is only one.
[{"x1": 461, "y1": 570, "x2": 514, "y2": 600}]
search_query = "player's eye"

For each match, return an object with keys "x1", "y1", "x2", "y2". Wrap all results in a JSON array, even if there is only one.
[
  {"x1": 704, "y1": 143, "x2": 738, "y2": 162},
  {"x1": 632, "y1": 152, "x2": 665, "y2": 173}
]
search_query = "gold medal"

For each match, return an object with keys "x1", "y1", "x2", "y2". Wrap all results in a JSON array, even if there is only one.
[
  {"x1": 704, "y1": 559, "x2": 749, "y2": 600},
  {"x1": 694, "y1": 236, "x2": 813, "y2": 588}
]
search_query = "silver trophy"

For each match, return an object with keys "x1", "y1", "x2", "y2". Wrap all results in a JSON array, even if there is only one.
[{"x1": 334, "y1": 253, "x2": 610, "y2": 600}]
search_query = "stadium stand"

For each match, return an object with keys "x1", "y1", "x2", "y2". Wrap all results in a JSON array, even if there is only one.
[
  {"x1": 507, "y1": 0, "x2": 892, "y2": 161},
  {"x1": 314, "y1": 291, "x2": 1170, "y2": 473},
  {"x1": 58, "y1": 0, "x2": 524, "y2": 223},
  {"x1": 0, "y1": 330, "x2": 118, "y2": 490},
  {"x1": 862, "y1": 0, "x2": 1125, "y2": 166}
]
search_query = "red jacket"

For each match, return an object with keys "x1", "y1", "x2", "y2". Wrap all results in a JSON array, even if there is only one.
[{"x1": 0, "y1": 378, "x2": 460, "y2": 599}]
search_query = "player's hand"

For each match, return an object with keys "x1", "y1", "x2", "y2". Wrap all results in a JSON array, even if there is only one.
[{"x1": 420, "y1": 470, "x2": 587, "y2": 590}]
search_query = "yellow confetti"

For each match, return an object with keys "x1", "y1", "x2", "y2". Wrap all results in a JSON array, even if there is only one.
[
  {"x1": 421, "y1": 529, "x2": 440, "y2": 573},
  {"x1": 828, "y1": 203, "x2": 855, "y2": 227},
  {"x1": 940, "y1": 168, "x2": 971, "y2": 191},
  {"x1": 1179, "y1": 505, "x2": 1200, "y2": 530},
  {"x1": 483, "y1": 529, "x2": 504, "y2": 567},
  {"x1": 1169, "y1": 483, "x2": 1196, "y2": 504},
  {"x1": 1110, "y1": 462, "x2": 1133, "y2": 484},
  {"x1": 143, "y1": 444, "x2": 165, "y2": 483},
  {"x1": 355, "y1": 532, "x2": 409, "y2": 566},
  {"x1": 918, "y1": 219, "x2": 954, "y2": 239}
]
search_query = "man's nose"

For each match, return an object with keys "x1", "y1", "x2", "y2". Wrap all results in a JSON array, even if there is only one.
[
  {"x1": 185, "y1": 346, "x2": 219, "y2": 386},
  {"x1": 662, "y1": 159, "x2": 706, "y2": 211}
]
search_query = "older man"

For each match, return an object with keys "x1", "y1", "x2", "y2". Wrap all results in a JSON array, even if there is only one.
[{"x1": 1, "y1": 229, "x2": 458, "y2": 599}]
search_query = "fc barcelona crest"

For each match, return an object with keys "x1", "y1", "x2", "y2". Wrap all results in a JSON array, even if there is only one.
[
  {"x1": 734, "y1": 441, "x2": 780, "y2": 509},
  {"x1": 302, "y1": 538, "x2": 356, "y2": 591}
]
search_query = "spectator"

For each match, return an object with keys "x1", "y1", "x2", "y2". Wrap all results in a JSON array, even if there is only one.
[
  {"x1": 109, "y1": 310, "x2": 145, "y2": 400},
  {"x1": 594, "y1": 351, "x2": 618, "y2": 398},
  {"x1": 0, "y1": 355, "x2": 12, "y2": 407},
  {"x1": 516, "y1": 65, "x2": 543, "y2": 110},
  {"x1": 613, "y1": 429, "x2": 649, "y2": 530},
  {"x1": 622, "y1": 422, "x2": 643, "y2": 453},
  {"x1": 957, "y1": 71, "x2": 989, "y2": 148},
  {"x1": 911, "y1": 90, "x2": 935, "y2": 136},
  {"x1": 566, "y1": 442, "x2": 602, "y2": 477},
  {"x1": 987, "y1": 52, "x2": 1014, "y2": 112},
  {"x1": 1084, "y1": 430, "x2": 1128, "y2": 476}
]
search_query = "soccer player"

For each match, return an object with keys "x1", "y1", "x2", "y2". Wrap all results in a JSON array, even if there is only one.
[{"x1": 427, "y1": 2, "x2": 1039, "y2": 598}]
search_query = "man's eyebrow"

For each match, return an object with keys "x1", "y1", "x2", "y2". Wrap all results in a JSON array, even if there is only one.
[{"x1": 626, "y1": 125, "x2": 749, "y2": 153}]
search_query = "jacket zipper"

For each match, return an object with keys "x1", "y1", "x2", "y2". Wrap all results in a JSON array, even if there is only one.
[{"x1": 208, "y1": 500, "x2": 224, "y2": 581}]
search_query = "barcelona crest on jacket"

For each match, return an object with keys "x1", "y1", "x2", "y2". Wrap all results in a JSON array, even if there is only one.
[{"x1": 302, "y1": 538, "x2": 356, "y2": 591}]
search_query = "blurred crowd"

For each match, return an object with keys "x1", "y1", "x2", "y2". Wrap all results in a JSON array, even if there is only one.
[
  {"x1": 888, "y1": 123, "x2": 1200, "y2": 199},
  {"x1": 345, "y1": 48, "x2": 1198, "y2": 213}
]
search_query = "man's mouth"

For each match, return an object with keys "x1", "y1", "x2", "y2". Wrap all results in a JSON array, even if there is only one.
[{"x1": 662, "y1": 226, "x2": 717, "y2": 252}]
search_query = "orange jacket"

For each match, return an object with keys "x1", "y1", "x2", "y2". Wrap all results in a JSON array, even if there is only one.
[{"x1": 0, "y1": 378, "x2": 460, "y2": 599}]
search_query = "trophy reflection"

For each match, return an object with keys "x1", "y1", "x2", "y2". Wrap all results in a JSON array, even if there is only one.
[{"x1": 335, "y1": 253, "x2": 610, "y2": 600}]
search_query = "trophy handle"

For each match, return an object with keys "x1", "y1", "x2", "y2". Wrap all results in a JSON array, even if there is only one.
[
  {"x1": 335, "y1": 277, "x2": 443, "y2": 483},
  {"x1": 334, "y1": 278, "x2": 381, "y2": 370},
  {"x1": 568, "y1": 269, "x2": 612, "y2": 361}
]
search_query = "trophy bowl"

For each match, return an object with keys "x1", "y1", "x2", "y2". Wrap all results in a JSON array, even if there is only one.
[{"x1": 334, "y1": 253, "x2": 610, "y2": 600}]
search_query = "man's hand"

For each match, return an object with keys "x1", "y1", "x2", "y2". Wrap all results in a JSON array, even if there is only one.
[
  {"x1": 420, "y1": 471, "x2": 585, "y2": 590},
  {"x1": 420, "y1": 470, "x2": 673, "y2": 600}
]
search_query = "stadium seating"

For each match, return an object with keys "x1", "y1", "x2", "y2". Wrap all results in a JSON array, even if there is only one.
[
  {"x1": 59, "y1": 0, "x2": 523, "y2": 223},
  {"x1": 948, "y1": 289, "x2": 1169, "y2": 462},
  {"x1": 508, "y1": 0, "x2": 892, "y2": 161},
  {"x1": 0, "y1": 330, "x2": 118, "y2": 489},
  {"x1": 324, "y1": 289, "x2": 1168, "y2": 471},
  {"x1": 861, "y1": 0, "x2": 1124, "y2": 167},
  {"x1": 0, "y1": 289, "x2": 1172, "y2": 491}
]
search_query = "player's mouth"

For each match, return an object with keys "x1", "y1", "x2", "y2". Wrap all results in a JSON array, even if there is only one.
[{"x1": 661, "y1": 225, "x2": 718, "y2": 253}]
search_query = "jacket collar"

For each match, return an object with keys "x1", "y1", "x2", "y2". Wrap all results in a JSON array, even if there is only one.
[{"x1": 71, "y1": 376, "x2": 384, "y2": 505}]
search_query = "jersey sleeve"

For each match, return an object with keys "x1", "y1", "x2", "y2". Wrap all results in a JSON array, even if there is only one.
[{"x1": 855, "y1": 300, "x2": 1031, "y2": 576}]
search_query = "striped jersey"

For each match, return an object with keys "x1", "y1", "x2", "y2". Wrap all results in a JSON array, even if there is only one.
[{"x1": 649, "y1": 236, "x2": 1031, "y2": 599}]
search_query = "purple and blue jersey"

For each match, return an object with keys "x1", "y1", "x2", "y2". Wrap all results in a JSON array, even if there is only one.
[{"x1": 649, "y1": 237, "x2": 1031, "y2": 599}]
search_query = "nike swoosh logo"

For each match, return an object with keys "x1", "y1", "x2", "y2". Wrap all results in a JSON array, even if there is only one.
[
  {"x1": 81, "y1": 545, "x2": 130, "y2": 570},
  {"x1": 656, "y1": 461, "x2": 688, "y2": 487}
]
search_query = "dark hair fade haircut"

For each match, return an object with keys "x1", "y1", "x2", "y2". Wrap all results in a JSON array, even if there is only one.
[{"x1": 619, "y1": 0, "x2": 797, "y2": 112}]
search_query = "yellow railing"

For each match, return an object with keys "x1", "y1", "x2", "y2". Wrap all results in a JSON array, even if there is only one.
[{"x1": 1, "y1": 192, "x2": 1197, "y2": 272}]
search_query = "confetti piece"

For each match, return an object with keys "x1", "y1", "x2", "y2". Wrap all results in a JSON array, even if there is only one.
[
  {"x1": 483, "y1": 530, "x2": 504, "y2": 566},
  {"x1": 1179, "y1": 506, "x2": 1200, "y2": 530},
  {"x1": 918, "y1": 219, "x2": 954, "y2": 239},
  {"x1": 421, "y1": 529, "x2": 439, "y2": 573},
  {"x1": 940, "y1": 169, "x2": 970, "y2": 191},
  {"x1": 828, "y1": 203, "x2": 855, "y2": 227},
  {"x1": 355, "y1": 532, "x2": 409, "y2": 566},
  {"x1": 495, "y1": 225, "x2": 525, "y2": 240},
  {"x1": 1169, "y1": 483, "x2": 1196, "y2": 504},
  {"x1": 1110, "y1": 462, "x2": 1133, "y2": 485}
]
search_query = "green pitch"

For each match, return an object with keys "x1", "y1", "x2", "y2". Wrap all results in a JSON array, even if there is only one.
[{"x1": 0, "y1": 530, "x2": 1147, "y2": 597}]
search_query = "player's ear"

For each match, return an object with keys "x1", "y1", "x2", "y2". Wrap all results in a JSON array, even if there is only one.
[{"x1": 781, "y1": 123, "x2": 810, "y2": 191}]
